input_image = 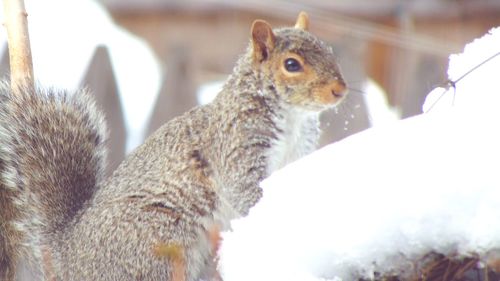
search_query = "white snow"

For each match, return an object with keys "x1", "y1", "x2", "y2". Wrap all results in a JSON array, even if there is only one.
[
  {"x1": 197, "y1": 80, "x2": 224, "y2": 105},
  {"x1": 0, "y1": 0, "x2": 162, "y2": 150},
  {"x1": 362, "y1": 78, "x2": 400, "y2": 126},
  {"x1": 219, "y1": 27, "x2": 500, "y2": 281}
]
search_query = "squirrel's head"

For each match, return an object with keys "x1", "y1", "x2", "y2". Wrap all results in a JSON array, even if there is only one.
[{"x1": 250, "y1": 12, "x2": 347, "y2": 112}]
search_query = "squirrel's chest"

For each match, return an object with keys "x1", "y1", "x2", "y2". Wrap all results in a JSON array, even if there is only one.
[{"x1": 266, "y1": 110, "x2": 320, "y2": 174}]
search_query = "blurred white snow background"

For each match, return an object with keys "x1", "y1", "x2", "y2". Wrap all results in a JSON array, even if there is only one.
[
  {"x1": 0, "y1": 0, "x2": 162, "y2": 150},
  {"x1": 219, "y1": 27, "x2": 500, "y2": 281}
]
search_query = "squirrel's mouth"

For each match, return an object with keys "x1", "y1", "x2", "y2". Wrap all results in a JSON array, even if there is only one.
[
  {"x1": 330, "y1": 80, "x2": 347, "y2": 99},
  {"x1": 332, "y1": 88, "x2": 346, "y2": 99},
  {"x1": 285, "y1": 80, "x2": 348, "y2": 112},
  {"x1": 311, "y1": 80, "x2": 348, "y2": 109}
]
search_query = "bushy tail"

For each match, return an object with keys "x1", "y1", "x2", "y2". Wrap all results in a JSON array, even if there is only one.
[{"x1": 0, "y1": 82, "x2": 107, "y2": 280}]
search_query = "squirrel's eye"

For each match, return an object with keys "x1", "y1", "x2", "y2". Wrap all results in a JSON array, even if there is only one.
[{"x1": 284, "y1": 58, "x2": 303, "y2": 72}]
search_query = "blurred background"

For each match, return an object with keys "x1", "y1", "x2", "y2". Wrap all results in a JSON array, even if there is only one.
[{"x1": 1, "y1": 0, "x2": 499, "y2": 174}]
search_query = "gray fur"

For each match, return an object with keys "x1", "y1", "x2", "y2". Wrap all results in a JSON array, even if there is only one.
[{"x1": 0, "y1": 82, "x2": 107, "y2": 280}]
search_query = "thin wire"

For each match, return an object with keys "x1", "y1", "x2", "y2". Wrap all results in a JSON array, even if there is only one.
[
  {"x1": 424, "y1": 87, "x2": 450, "y2": 113},
  {"x1": 453, "y1": 51, "x2": 500, "y2": 85},
  {"x1": 424, "y1": 51, "x2": 500, "y2": 112}
]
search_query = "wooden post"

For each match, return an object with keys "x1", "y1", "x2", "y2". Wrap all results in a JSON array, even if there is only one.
[{"x1": 3, "y1": 0, "x2": 34, "y2": 89}]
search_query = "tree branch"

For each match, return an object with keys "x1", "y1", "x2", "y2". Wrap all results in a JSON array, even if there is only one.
[{"x1": 3, "y1": 0, "x2": 33, "y2": 89}]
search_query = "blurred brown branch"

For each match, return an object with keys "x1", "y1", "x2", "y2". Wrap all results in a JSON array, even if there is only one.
[{"x1": 3, "y1": 0, "x2": 34, "y2": 89}]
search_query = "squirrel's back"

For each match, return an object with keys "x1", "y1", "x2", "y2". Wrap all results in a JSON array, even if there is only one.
[{"x1": 0, "y1": 83, "x2": 107, "y2": 279}]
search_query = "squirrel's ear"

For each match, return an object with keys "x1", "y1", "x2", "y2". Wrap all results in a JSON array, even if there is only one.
[
  {"x1": 294, "y1": 11, "x2": 309, "y2": 31},
  {"x1": 251, "y1": 20, "x2": 275, "y2": 63}
]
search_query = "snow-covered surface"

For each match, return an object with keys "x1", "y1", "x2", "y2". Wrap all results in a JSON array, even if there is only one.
[
  {"x1": 362, "y1": 78, "x2": 400, "y2": 126},
  {"x1": 219, "y1": 27, "x2": 500, "y2": 281},
  {"x1": 197, "y1": 80, "x2": 224, "y2": 105},
  {"x1": 0, "y1": 0, "x2": 162, "y2": 150}
]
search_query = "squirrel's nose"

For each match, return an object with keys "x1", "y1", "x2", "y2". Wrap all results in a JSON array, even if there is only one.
[{"x1": 330, "y1": 80, "x2": 347, "y2": 99}]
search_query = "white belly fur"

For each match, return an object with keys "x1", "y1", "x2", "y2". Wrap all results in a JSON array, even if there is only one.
[{"x1": 267, "y1": 108, "x2": 320, "y2": 174}]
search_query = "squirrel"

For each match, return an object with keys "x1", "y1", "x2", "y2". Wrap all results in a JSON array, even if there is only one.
[{"x1": 0, "y1": 12, "x2": 346, "y2": 281}]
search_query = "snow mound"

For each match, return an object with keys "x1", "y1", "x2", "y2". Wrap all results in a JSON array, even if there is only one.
[{"x1": 219, "y1": 27, "x2": 500, "y2": 281}]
